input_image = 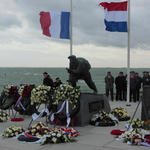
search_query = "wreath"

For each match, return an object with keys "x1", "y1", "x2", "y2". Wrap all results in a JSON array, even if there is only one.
[
  {"x1": 18, "y1": 85, "x2": 33, "y2": 97},
  {"x1": 52, "y1": 84, "x2": 80, "y2": 121},
  {"x1": 0, "y1": 85, "x2": 19, "y2": 110},
  {"x1": 111, "y1": 107, "x2": 130, "y2": 121},
  {"x1": 15, "y1": 85, "x2": 36, "y2": 115},
  {"x1": 90, "y1": 110, "x2": 118, "y2": 126},
  {"x1": 118, "y1": 128, "x2": 144, "y2": 145},
  {"x1": 127, "y1": 118, "x2": 144, "y2": 129},
  {"x1": 3, "y1": 125, "x2": 24, "y2": 138},
  {"x1": 31, "y1": 85, "x2": 51, "y2": 105},
  {"x1": 0, "y1": 111, "x2": 10, "y2": 122}
]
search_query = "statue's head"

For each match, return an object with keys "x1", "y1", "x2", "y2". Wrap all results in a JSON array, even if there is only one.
[{"x1": 68, "y1": 55, "x2": 77, "y2": 63}]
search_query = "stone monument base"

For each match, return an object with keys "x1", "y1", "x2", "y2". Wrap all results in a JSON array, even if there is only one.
[{"x1": 73, "y1": 93, "x2": 111, "y2": 126}]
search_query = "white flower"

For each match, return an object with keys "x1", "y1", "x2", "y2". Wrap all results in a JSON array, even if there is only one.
[{"x1": 52, "y1": 137, "x2": 57, "y2": 143}]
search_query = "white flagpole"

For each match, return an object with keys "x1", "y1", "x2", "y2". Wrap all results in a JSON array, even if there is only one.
[
  {"x1": 70, "y1": 0, "x2": 73, "y2": 55},
  {"x1": 126, "y1": 0, "x2": 131, "y2": 106}
]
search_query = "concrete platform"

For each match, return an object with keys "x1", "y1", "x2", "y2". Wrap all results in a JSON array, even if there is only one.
[{"x1": 0, "y1": 100, "x2": 149, "y2": 150}]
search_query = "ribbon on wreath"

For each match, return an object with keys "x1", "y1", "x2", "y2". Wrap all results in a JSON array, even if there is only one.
[
  {"x1": 14, "y1": 95, "x2": 26, "y2": 111},
  {"x1": 50, "y1": 99, "x2": 71, "y2": 128},
  {"x1": 32, "y1": 108, "x2": 50, "y2": 121}
]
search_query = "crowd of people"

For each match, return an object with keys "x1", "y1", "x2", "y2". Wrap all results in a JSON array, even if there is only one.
[
  {"x1": 104, "y1": 71, "x2": 150, "y2": 102},
  {"x1": 42, "y1": 72, "x2": 62, "y2": 89}
]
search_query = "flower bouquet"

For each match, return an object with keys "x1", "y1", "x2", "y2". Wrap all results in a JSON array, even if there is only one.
[
  {"x1": 18, "y1": 85, "x2": 32, "y2": 97},
  {"x1": 127, "y1": 118, "x2": 144, "y2": 129},
  {"x1": 111, "y1": 107, "x2": 130, "y2": 121},
  {"x1": 53, "y1": 84, "x2": 80, "y2": 110},
  {"x1": 0, "y1": 85, "x2": 19, "y2": 110},
  {"x1": 41, "y1": 128, "x2": 74, "y2": 145},
  {"x1": 3, "y1": 125, "x2": 24, "y2": 138},
  {"x1": 25, "y1": 122, "x2": 50, "y2": 137},
  {"x1": 118, "y1": 128, "x2": 144, "y2": 145},
  {"x1": 0, "y1": 111, "x2": 10, "y2": 122},
  {"x1": 50, "y1": 127, "x2": 79, "y2": 138},
  {"x1": 90, "y1": 110, "x2": 118, "y2": 126},
  {"x1": 31, "y1": 85, "x2": 51, "y2": 105}
]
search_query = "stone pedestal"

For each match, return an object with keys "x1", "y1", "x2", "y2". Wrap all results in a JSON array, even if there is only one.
[
  {"x1": 141, "y1": 86, "x2": 150, "y2": 121},
  {"x1": 74, "y1": 93, "x2": 111, "y2": 126}
]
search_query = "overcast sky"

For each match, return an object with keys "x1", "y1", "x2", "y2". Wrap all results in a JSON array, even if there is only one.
[{"x1": 0, "y1": 0, "x2": 150, "y2": 68}]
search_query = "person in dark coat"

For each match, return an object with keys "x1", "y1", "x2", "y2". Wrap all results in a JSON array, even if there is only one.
[
  {"x1": 43, "y1": 72, "x2": 53, "y2": 86},
  {"x1": 66, "y1": 55, "x2": 97, "y2": 93},
  {"x1": 53, "y1": 77, "x2": 62, "y2": 89},
  {"x1": 135, "y1": 73, "x2": 142, "y2": 101},
  {"x1": 142, "y1": 71, "x2": 150, "y2": 87},
  {"x1": 105, "y1": 72, "x2": 114, "y2": 101},
  {"x1": 130, "y1": 71, "x2": 136, "y2": 102},
  {"x1": 115, "y1": 72, "x2": 126, "y2": 101}
]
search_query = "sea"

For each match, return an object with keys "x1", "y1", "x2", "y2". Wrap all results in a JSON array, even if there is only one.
[{"x1": 0, "y1": 67, "x2": 149, "y2": 94}]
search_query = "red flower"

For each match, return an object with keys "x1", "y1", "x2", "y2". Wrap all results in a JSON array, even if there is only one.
[
  {"x1": 110, "y1": 130, "x2": 125, "y2": 136},
  {"x1": 11, "y1": 117, "x2": 24, "y2": 122}
]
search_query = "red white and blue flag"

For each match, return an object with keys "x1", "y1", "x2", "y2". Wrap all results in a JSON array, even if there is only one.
[
  {"x1": 100, "y1": 1, "x2": 127, "y2": 32},
  {"x1": 40, "y1": 11, "x2": 70, "y2": 39}
]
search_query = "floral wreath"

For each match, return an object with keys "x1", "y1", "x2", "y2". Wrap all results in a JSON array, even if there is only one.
[
  {"x1": 3, "y1": 85, "x2": 18, "y2": 97},
  {"x1": 18, "y1": 85, "x2": 32, "y2": 97},
  {"x1": 52, "y1": 84, "x2": 80, "y2": 121},
  {"x1": 31, "y1": 85, "x2": 51, "y2": 105},
  {"x1": 127, "y1": 118, "x2": 144, "y2": 129},
  {"x1": 111, "y1": 107, "x2": 130, "y2": 121},
  {"x1": 90, "y1": 110, "x2": 118, "y2": 126}
]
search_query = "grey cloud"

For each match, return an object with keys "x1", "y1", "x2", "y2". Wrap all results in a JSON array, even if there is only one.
[
  {"x1": 6, "y1": 0, "x2": 150, "y2": 50},
  {"x1": 0, "y1": 13, "x2": 22, "y2": 30}
]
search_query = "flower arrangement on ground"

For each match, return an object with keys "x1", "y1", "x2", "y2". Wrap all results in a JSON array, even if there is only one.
[
  {"x1": 90, "y1": 110, "x2": 118, "y2": 126},
  {"x1": 25, "y1": 122, "x2": 50, "y2": 137},
  {"x1": 53, "y1": 84, "x2": 80, "y2": 110},
  {"x1": 50, "y1": 127, "x2": 79, "y2": 138},
  {"x1": 31, "y1": 85, "x2": 51, "y2": 105},
  {"x1": 118, "y1": 128, "x2": 144, "y2": 145},
  {"x1": 111, "y1": 107, "x2": 130, "y2": 121},
  {"x1": 3, "y1": 125, "x2": 24, "y2": 138},
  {"x1": 0, "y1": 111, "x2": 10, "y2": 122},
  {"x1": 127, "y1": 118, "x2": 144, "y2": 129},
  {"x1": 41, "y1": 128, "x2": 74, "y2": 145}
]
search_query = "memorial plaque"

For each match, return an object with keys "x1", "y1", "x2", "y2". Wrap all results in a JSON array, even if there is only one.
[
  {"x1": 73, "y1": 93, "x2": 110, "y2": 126},
  {"x1": 89, "y1": 101, "x2": 104, "y2": 113}
]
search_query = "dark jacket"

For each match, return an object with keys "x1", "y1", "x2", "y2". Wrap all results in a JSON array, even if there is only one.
[
  {"x1": 115, "y1": 76, "x2": 126, "y2": 90},
  {"x1": 142, "y1": 76, "x2": 150, "y2": 86},
  {"x1": 135, "y1": 76, "x2": 142, "y2": 89},
  {"x1": 105, "y1": 76, "x2": 114, "y2": 89},
  {"x1": 130, "y1": 77, "x2": 136, "y2": 90},
  {"x1": 43, "y1": 76, "x2": 53, "y2": 86}
]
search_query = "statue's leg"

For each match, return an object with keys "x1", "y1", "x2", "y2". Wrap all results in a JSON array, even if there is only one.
[
  {"x1": 83, "y1": 72, "x2": 97, "y2": 93},
  {"x1": 69, "y1": 74, "x2": 77, "y2": 87}
]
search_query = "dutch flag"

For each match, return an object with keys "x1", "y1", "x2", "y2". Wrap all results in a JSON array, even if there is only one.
[
  {"x1": 40, "y1": 11, "x2": 70, "y2": 39},
  {"x1": 100, "y1": 1, "x2": 127, "y2": 32}
]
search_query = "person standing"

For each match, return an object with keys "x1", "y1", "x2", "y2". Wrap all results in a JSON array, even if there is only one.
[
  {"x1": 43, "y1": 72, "x2": 53, "y2": 87},
  {"x1": 135, "y1": 73, "x2": 142, "y2": 101},
  {"x1": 115, "y1": 72, "x2": 125, "y2": 101},
  {"x1": 130, "y1": 71, "x2": 136, "y2": 102},
  {"x1": 53, "y1": 77, "x2": 62, "y2": 89},
  {"x1": 142, "y1": 71, "x2": 150, "y2": 87},
  {"x1": 105, "y1": 72, "x2": 114, "y2": 101}
]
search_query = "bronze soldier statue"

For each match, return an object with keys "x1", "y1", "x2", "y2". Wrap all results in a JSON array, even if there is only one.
[{"x1": 66, "y1": 55, "x2": 97, "y2": 93}]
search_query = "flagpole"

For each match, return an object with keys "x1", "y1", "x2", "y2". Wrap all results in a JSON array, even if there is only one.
[
  {"x1": 126, "y1": 0, "x2": 131, "y2": 106},
  {"x1": 70, "y1": 0, "x2": 73, "y2": 55}
]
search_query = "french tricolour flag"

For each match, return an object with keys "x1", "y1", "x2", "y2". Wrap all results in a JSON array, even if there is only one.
[
  {"x1": 100, "y1": 1, "x2": 127, "y2": 32},
  {"x1": 40, "y1": 11, "x2": 70, "y2": 39}
]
